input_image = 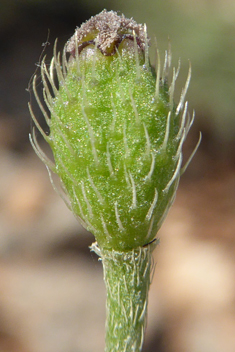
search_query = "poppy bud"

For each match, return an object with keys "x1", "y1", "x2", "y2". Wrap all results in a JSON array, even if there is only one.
[{"x1": 29, "y1": 10, "x2": 198, "y2": 252}]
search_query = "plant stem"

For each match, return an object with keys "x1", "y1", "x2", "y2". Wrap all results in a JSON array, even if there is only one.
[{"x1": 92, "y1": 241, "x2": 157, "y2": 352}]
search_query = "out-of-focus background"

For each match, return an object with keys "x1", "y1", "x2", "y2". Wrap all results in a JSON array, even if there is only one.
[{"x1": 0, "y1": 0, "x2": 235, "y2": 351}]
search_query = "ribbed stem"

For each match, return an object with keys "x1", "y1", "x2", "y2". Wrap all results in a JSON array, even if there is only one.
[{"x1": 92, "y1": 241, "x2": 157, "y2": 352}]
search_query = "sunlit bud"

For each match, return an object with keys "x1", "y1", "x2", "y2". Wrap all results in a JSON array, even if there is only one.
[{"x1": 29, "y1": 10, "x2": 200, "y2": 251}]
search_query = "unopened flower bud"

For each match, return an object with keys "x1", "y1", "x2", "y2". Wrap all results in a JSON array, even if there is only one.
[{"x1": 29, "y1": 10, "x2": 199, "y2": 251}]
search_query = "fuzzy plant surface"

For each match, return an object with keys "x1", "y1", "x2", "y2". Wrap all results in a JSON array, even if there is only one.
[{"x1": 29, "y1": 9, "x2": 199, "y2": 352}]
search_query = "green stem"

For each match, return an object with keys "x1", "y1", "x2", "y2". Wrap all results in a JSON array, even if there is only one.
[{"x1": 92, "y1": 241, "x2": 157, "y2": 352}]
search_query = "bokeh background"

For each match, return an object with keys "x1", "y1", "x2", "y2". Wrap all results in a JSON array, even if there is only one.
[{"x1": 0, "y1": 0, "x2": 235, "y2": 351}]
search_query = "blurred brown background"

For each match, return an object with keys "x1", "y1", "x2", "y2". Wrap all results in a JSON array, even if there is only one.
[{"x1": 0, "y1": 0, "x2": 235, "y2": 351}]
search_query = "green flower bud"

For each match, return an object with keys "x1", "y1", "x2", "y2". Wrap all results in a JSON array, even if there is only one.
[{"x1": 29, "y1": 10, "x2": 199, "y2": 252}]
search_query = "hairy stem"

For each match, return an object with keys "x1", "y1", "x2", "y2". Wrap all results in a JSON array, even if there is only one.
[{"x1": 92, "y1": 241, "x2": 157, "y2": 352}]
